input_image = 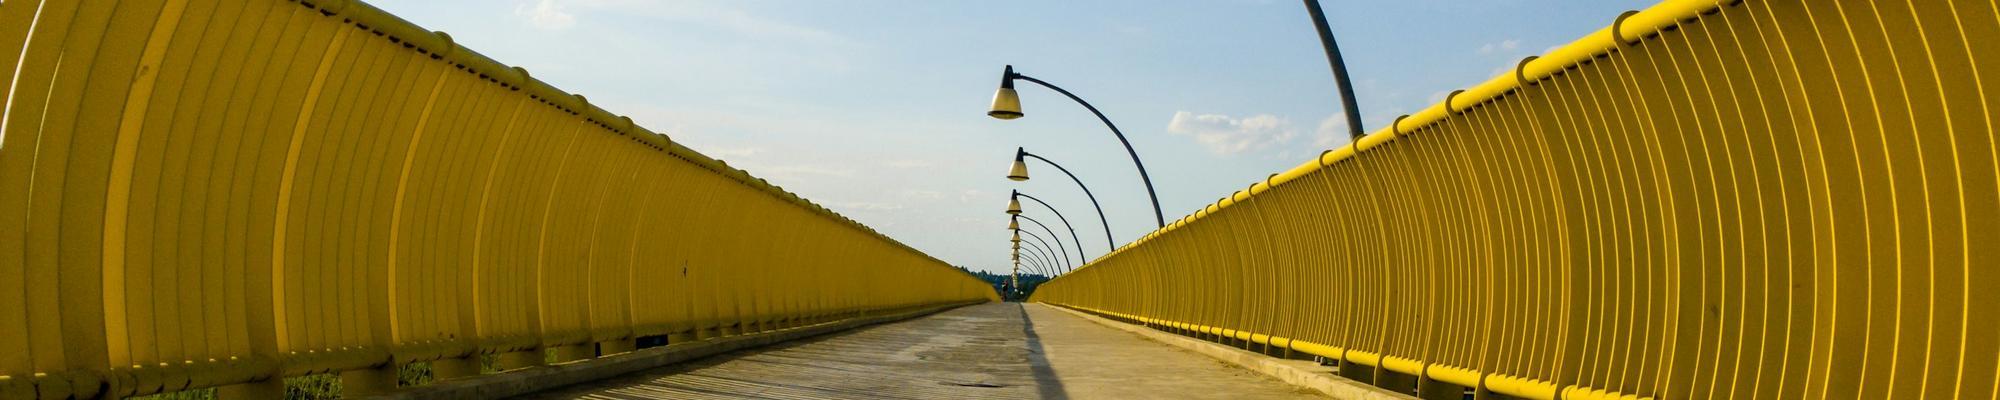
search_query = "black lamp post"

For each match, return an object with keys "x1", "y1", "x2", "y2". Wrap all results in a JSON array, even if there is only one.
[
  {"x1": 1024, "y1": 245, "x2": 1056, "y2": 276},
  {"x1": 1017, "y1": 215, "x2": 1081, "y2": 268},
  {"x1": 1011, "y1": 150, "x2": 1115, "y2": 255},
  {"x1": 1017, "y1": 229, "x2": 1067, "y2": 273},
  {"x1": 1018, "y1": 241, "x2": 1052, "y2": 277},
  {"x1": 1302, "y1": 0, "x2": 1367, "y2": 141},
  {"x1": 990, "y1": 66, "x2": 1167, "y2": 228},
  {"x1": 1013, "y1": 190, "x2": 1105, "y2": 257},
  {"x1": 1013, "y1": 215, "x2": 1073, "y2": 272}
]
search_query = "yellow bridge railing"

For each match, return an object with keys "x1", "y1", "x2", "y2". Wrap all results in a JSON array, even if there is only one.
[
  {"x1": 0, "y1": 0, "x2": 996, "y2": 398},
  {"x1": 1033, "y1": 0, "x2": 2000, "y2": 399}
]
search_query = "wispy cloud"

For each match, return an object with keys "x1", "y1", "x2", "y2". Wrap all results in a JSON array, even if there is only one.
[
  {"x1": 515, "y1": 0, "x2": 575, "y2": 30},
  {"x1": 1314, "y1": 114, "x2": 1350, "y2": 148},
  {"x1": 883, "y1": 159, "x2": 933, "y2": 169},
  {"x1": 704, "y1": 146, "x2": 765, "y2": 158},
  {"x1": 578, "y1": 0, "x2": 852, "y2": 46},
  {"x1": 1425, "y1": 90, "x2": 1451, "y2": 104},
  {"x1": 734, "y1": 163, "x2": 856, "y2": 181},
  {"x1": 833, "y1": 201, "x2": 906, "y2": 212},
  {"x1": 901, "y1": 189, "x2": 946, "y2": 200},
  {"x1": 1166, "y1": 111, "x2": 1297, "y2": 156},
  {"x1": 1477, "y1": 39, "x2": 1520, "y2": 55}
]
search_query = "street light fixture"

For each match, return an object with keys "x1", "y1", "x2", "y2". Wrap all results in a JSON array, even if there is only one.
[
  {"x1": 1008, "y1": 150, "x2": 1030, "y2": 181},
  {"x1": 988, "y1": 65, "x2": 1023, "y2": 119},
  {"x1": 1024, "y1": 256, "x2": 1050, "y2": 278},
  {"x1": 1020, "y1": 240, "x2": 1054, "y2": 276},
  {"x1": 1013, "y1": 242, "x2": 1040, "y2": 274},
  {"x1": 1016, "y1": 215, "x2": 1076, "y2": 269},
  {"x1": 1009, "y1": 261, "x2": 1020, "y2": 293},
  {"x1": 1005, "y1": 196, "x2": 1023, "y2": 215},
  {"x1": 1018, "y1": 229, "x2": 1068, "y2": 273},
  {"x1": 1014, "y1": 190, "x2": 1102, "y2": 256},
  {"x1": 988, "y1": 65, "x2": 1166, "y2": 228},
  {"x1": 1009, "y1": 151, "x2": 1112, "y2": 251},
  {"x1": 1030, "y1": 256, "x2": 1054, "y2": 278}
]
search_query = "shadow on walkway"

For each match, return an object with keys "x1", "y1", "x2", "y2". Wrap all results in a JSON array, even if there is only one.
[{"x1": 1015, "y1": 303, "x2": 1068, "y2": 399}]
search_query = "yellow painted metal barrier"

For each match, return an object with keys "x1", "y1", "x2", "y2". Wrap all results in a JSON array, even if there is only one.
[
  {"x1": 1034, "y1": 0, "x2": 2000, "y2": 399},
  {"x1": 0, "y1": 0, "x2": 996, "y2": 398}
]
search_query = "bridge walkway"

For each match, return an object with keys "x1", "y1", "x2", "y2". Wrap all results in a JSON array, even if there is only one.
[{"x1": 520, "y1": 303, "x2": 1322, "y2": 399}]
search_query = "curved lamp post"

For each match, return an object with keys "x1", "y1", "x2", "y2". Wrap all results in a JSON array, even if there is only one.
[
  {"x1": 1016, "y1": 214, "x2": 1081, "y2": 267},
  {"x1": 1010, "y1": 245, "x2": 1023, "y2": 288},
  {"x1": 1014, "y1": 232, "x2": 1051, "y2": 274},
  {"x1": 1010, "y1": 149, "x2": 1114, "y2": 253},
  {"x1": 1020, "y1": 242, "x2": 1054, "y2": 277},
  {"x1": 1016, "y1": 241, "x2": 1050, "y2": 277},
  {"x1": 1009, "y1": 261, "x2": 1020, "y2": 293},
  {"x1": 1302, "y1": 0, "x2": 1367, "y2": 141},
  {"x1": 1017, "y1": 228, "x2": 1068, "y2": 273},
  {"x1": 1013, "y1": 190, "x2": 1101, "y2": 259},
  {"x1": 1011, "y1": 236, "x2": 1021, "y2": 280},
  {"x1": 1013, "y1": 215, "x2": 1073, "y2": 271},
  {"x1": 990, "y1": 65, "x2": 1166, "y2": 228}
]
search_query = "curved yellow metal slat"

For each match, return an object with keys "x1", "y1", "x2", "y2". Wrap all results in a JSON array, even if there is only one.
[
  {"x1": 0, "y1": 0, "x2": 997, "y2": 398},
  {"x1": 1034, "y1": 0, "x2": 2000, "y2": 399}
]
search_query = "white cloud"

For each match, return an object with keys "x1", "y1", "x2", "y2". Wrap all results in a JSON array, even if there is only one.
[
  {"x1": 515, "y1": 0, "x2": 576, "y2": 30},
  {"x1": 734, "y1": 163, "x2": 855, "y2": 181},
  {"x1": 883, "y1": 159, "x2": 933, "y2": 169},
  {"x1": 1477, "y1": 39, "x2": 1521, "y2": 55},
  {"x1": 833, "y1": 201, "x2": 905, "y2": 212},
  {"x1": 579, "y1": 0, "x2": 851, "y2": 46},
  {"x1": 1425, "y1": 90, "x2": 1451, "y2": 104},
  {"x1": 704, "y1": 146, "x2": 764, "y2": 158},
  {"x1": 1166, "y1": 111, "x2": 1297, "y2": 156},
  {"x1": 901, "y1": 189, "x2": 945, "y2": 200},
  {"x1": 1314, "y1": 114, "x2": 1350, "y2": 148},
  {"x1": 510, "y1": 1, "x2": 852, "y2": 44}
]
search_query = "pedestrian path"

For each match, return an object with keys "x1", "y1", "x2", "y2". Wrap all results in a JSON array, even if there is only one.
[{"x1": 520, "y1": 302, "x2": 1323, "y2": 399}]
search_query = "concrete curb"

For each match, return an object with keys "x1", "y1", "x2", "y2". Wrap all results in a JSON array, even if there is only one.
[
  {"x1": 364, "y1": 302, "x2": 983, "y2": 400},
  {"x1": 1037, "y1": 304, "x2": 1415, "y2": 400}
]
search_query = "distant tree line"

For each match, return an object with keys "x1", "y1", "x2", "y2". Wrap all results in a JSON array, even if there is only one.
[{"x1": 958, "y1": 267, "x2": 1050, "y2": 302}]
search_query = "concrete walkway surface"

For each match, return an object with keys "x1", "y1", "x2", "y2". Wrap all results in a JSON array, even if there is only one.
[{"x1": 518, "y1": 303, "x2": 1323, "y2": 399}]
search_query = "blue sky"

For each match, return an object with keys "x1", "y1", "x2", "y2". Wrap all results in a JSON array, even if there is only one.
[{"x1": 369, "y1": 0, "x2": 1653, "y2": 274}]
